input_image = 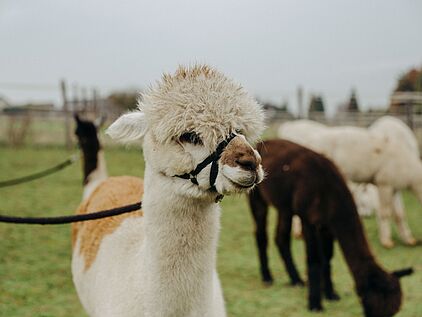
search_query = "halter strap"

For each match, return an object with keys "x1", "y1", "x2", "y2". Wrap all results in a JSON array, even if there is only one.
[{"x1": 175, "y1": 133, "x2": 237, "y2": 190}]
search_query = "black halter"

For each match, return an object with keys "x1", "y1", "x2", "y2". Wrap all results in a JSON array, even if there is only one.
[{"x1": 175, "y1": 133, "x2": 237, "y2": 192}]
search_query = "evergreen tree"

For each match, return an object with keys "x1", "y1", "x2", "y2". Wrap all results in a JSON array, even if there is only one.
[
  {"x1": 309, "y1": 95, "x2": 325, "y2": 112},
  {"x1": 107, "y1": 91, "x2": 139, "y2": 111},
  {"x1": 347, "y1": 89, "x2": 359, "y2": 112}
]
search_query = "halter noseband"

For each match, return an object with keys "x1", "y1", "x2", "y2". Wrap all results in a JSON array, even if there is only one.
[{"x1": 175, "y1": 133, "x2": 237, "y2": 193}]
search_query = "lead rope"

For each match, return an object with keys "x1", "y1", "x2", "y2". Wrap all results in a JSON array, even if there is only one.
[
  {"x1": 0, "y1": 202, "x2": 142, "y2": 225},
  {"x1": 0, "y1": 134, "x2": 237, "y2": 224},
  {"x1": 0, "y1": 154, "x2": 79, "y2": 188}
]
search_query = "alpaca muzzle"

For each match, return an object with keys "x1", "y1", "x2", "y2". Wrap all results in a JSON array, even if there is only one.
[{"x1": 174, "y1": 133, "x2": 237, "y2": 193}]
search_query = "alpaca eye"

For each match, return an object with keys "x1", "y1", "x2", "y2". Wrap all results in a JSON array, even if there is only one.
[{"x1": 179, "y1": 132, "x2": 203, "y2": 145}]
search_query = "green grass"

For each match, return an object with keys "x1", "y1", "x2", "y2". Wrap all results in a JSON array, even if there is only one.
[{"x1": 1, "y1": 144, "x2": 421, "y2": 316}]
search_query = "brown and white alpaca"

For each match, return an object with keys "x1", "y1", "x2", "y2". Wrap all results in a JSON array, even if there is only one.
[
  {"x1": 74, "y1": 114, "x2": 108, "y2": 200},
  {"x1": 248, "y1": 139, "x2": 412, "y2": 316},
  {"x1": 71, "y1": 65, "x2": 265, "y2": 317}
]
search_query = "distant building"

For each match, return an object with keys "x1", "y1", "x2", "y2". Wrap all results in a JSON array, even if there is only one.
[
  {"x1": 0, "y1": 96, "x2": 9, "y2": 110},
  {"x1": 22, "y1": 103, "x2": 55, "y2": 111},
  {"x1": 2, "y1": 102, "x2": 55, "y2": 116},
  {"x1": 261, "y1": 100, "x2": 294, "y2": 121}
]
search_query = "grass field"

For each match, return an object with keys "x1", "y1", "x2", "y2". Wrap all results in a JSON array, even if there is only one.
[{"x1": 0, "y1": 144, "x2": 421, "y2": 317}]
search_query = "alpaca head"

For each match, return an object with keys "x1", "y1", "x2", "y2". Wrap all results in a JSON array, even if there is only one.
[
  {"x1": 358, "y1": 266, "x2": 413, "y2": 317},
  {"x1": 107, "y1": 65, "x2": 265, "y2": 200},
  {"x1": 74, "y1": 114, "x2": 100, "y2": 152}
]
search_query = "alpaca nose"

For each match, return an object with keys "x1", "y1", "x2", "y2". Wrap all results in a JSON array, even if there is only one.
[{"x1": 236, "y1": 155, "x2": 257, "y2": 171}]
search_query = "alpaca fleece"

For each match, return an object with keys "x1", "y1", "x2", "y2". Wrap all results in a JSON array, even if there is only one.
[
  {"x1": 140, "y1": 65, "x2": 265, "y2": 150},
  {"x1": 249, "y1": 139, "x2": 407, "y2": 317},
  {"x1": 72, "y1": 64, "x2": 265, "y2": 317},
  {"x1": 72, "y1": 176, "x2": 143, "y2": 270}
]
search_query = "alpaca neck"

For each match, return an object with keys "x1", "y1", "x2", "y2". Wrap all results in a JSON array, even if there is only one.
[
  {"x1": 330, "y1": 194, "x2": 377, "y2": 287},
  {"x1": 141, "y1": 164, "x2": 220, "y2": 316},
  {"x1": 82, "y1": 150, "x2": 108, "y2": 199}
]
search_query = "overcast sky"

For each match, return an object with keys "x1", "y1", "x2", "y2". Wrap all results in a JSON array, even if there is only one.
[{"x1": 1, "y1": 0, "x2": 421, "y2": 115}]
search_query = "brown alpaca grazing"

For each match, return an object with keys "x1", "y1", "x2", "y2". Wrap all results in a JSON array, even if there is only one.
[{"x1": 248, "y1": 139, "x2": 412, "y2": 316}]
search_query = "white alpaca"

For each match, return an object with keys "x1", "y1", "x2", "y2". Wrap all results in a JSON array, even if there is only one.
[
  {"x1": 71, "y1": 65, "x2": 265, "y2": 317},
  {"x1": 368, "y1": 116, "x2": 419, "y2": 246},
  {"x1": 370, "y1": 116, "x2": 420, "y2": 156},
  {"x1": 348, "y1": 182, "x2": 379, "y2": 217},
  {"x1": 279, "y1": 118, "x2": 418, "y2": 248},
  {"x1": 282, "y1": 120, "x2": 381, "y2": 238}
]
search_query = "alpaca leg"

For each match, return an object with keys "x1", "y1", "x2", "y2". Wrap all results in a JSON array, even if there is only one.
[
  {"x1": 319, "y1": 227, "x2": 340, "y2": 301},
  {"x1": 392, "y1": 192, "x2": 417, "y2": 246},
  {"x1": 292, "y1": 215, "x2": 303, "y2": 239},
  {"x1": 248, "y1": 190, "x2": 273, "y2": 285},
  {"x1": 303, "y1": 222, "x2": 324, "y2": 312},
  {"x1": 376, "y1": 185, "x2": 395, "y2": 248},
  {"x1": 274, "y1": 211, "x2": 304, "y2": 286}
]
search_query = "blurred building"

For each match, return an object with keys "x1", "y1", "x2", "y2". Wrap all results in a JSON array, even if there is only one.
[{"x1": 0, "y1": 96, "x2": 9, "y2": 111}]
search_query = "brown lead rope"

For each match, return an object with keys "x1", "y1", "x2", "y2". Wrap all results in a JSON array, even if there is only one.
[
  {"x1": 0, "y1": 202, "x2": 142, "y2": 225},
  {"x1": 0, "y1": 154, "x2": 79, "y2": 188}
]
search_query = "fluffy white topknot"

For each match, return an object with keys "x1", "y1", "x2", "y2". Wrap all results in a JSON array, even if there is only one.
[{"x1": 137, "y1": 64, "x2": 265, "y2": 150}]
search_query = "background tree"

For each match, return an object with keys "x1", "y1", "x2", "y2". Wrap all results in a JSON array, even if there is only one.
[
  {"x1": 395, "y1": 68, "x2": 422, "y2": 92},
  {"x1": 107, "y1": 90, "x2": 139, "y2": 111},
  {"x1": 308, "y1": 95, "x2": 325, "y2": 113},
  {"x1": 390, "y1": 67, "x2": 422, "y2": 113},
  {"x1": 346, "y1": 89, "x2": 359, "y2": 112}
]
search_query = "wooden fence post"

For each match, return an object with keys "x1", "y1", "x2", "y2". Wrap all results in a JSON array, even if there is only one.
[
  {"x1": 297, "y1": 86, "x2": 304, "y2": 119},
  {"x1": 82, "y1": 87, "x2": 88, "y2": 113},
  {"x1": 61, "y1": 79, "x2": 72, "y2": 149},
  {"x1": 406, "y1": 100, "x2": 414, "y2": 130},
  {"x1": 92, "y1": 88, "x2": 98, "y2": 117},
  {"x1": 72, "y1": 83, "x2": 79, "y2": 113}
]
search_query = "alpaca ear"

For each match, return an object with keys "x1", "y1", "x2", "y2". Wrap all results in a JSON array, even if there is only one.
[
  {"x1": 106, "y1": 111, "x2": 147, "y2": 143},
  {"x1": 392, "y1": 267, "x2": 414, "y2": 278},
  {"x1": 94, "y1": 114, "x2": 107, "y2": 129},
  {"x1": 74, "y1": 113, "x2": 81, "y2": 123}
]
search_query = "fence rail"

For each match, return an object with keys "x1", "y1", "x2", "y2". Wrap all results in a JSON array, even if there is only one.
[
  {"x1": 0, "y1": 105, "x2": 119, "y2": 147},
  {"x1": 3, "y1": 107, "x2": 422, "y2": 148}
]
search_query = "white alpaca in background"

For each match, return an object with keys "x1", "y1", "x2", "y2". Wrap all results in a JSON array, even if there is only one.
[
  {"x1": 273, "y1": 120, "x2": 380, "y2": 216},
  {"x1": 282, "y1": 120, "x2": 381, "y2": 238},
  {"x1": 280, "y1": 118, "x2": 418, "y2": 248},
  {"x1": 71, "y1": 65, "x2": 265, "y2": 317},
  {"x1": 348, "y1": 182, "x2": 379, "y2": 217},
  {"x1": 368, "y1": 116, "x2": 419, "y2": 245},
  {"x1": 370, "y1": 116, "x2": 420, "y2": 156}
]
